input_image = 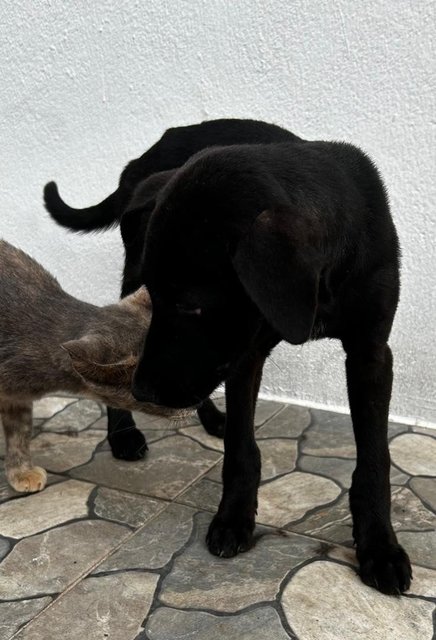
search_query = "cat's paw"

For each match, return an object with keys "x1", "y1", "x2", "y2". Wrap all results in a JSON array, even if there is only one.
[{"x1": 8, "y1": 467, "x2": 48, "y2": 493}]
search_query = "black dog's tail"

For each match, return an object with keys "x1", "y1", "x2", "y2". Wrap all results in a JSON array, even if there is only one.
[{"x1": 43, "y1": 181, "x2": 126, "y2": 232}]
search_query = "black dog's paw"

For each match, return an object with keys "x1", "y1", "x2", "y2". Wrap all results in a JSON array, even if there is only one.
[
  {"x1": 108, "y1": 428, "x2": 148, "y2": 461},
  {"x1": 358, "y1": 542, "x2": 412, "y2": 595},
  {"x1": 206, "y1": 516, "x2": 254, "y2": 558},
  {"x1": 197, "y1": 399, "x2": 226, "y2": 439}
]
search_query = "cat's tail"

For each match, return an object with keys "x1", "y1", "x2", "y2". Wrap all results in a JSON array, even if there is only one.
[{"x1": 43, "y1": 181, "x2": 127, "y2": 232}]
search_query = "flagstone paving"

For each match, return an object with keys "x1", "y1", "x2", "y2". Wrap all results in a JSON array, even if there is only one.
[{"x1": 0, "y1": 395, "x2": 434, "y2": 639}]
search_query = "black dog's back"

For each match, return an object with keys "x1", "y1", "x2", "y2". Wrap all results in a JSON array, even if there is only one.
[{"x1": 44, "y1": 119, "x2": 300, "y2": 232}]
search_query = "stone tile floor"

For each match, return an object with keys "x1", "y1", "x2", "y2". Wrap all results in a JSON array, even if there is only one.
[{"x1": 0, "y1": 396, "x2": 435, "y2": 639}]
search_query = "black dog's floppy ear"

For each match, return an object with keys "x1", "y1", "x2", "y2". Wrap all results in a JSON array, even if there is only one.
[{"x1": 232, "y1": 208, "x2": 321, "y2": 344}]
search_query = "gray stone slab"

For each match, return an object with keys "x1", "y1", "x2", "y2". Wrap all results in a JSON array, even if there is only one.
[
  {"x1": 70, "y1": 436, "x2": 221, "y2": 500},
  {"x1": 289, "y1": 493, "x2": 353, "y2": 545},
  {"x1": 96, "y1": 503, "x2": 195, "y2": 572},
  {"x1": 298, "y1": 455, "x2": 355, "y2": 488},
  {"x1": 177, "y1": 477, "x2": 222, "y2": 513},
  {"x1": 0, "y1": 479, "x2": 93, "y2": 539},
  {"x1": 33, "y1": 396, "x2": 76, "y2": 419},
  {"x1": 0, "y1": 535, "x2": 10, "y2": 561},
  {"x1": 259, "y1": 438, "x2": 298, "y2": 481},
  {"x1": 257, "y1": 404, "x2": 311, "y2": 438},
  {"x1": 390, "y1": 433, "x2": 436, "y2": 476},
  {"x1": 179, "y1": 426, "x2": 224, "y2": 452},
  {"x1": 301, "y1": 410, "x2": 356, "y2": 458},
  {"x1": 0, "y1": 597, "x2": 52, "y2": 639},
  {"x1": 31, "y1": 429, "x2": 105, "y2": 472},
  {"x1": 93, "y1": 486, "x2": 166, "y2": 528},
  {"x1": 0, "y1": 520, "x2": 129, "y2": 599},
  {"x1": 41, "y1": 399, "x2": 102, "y2": 433},
  {"x1": 254, "y1": 399, "x2": 286, "y2": 426},
  {"x1": 282, "y1": 560, "x2": 435, "y2": 640},
  {"x1": 257, "y1": 472, "x2": 341, "y2": 528},
  {"x1": 145, "y1": 606, "x2": 291, "y2": 640},
  {"x1": 410, "y1": 477, "x2": 436, "y2": 513},
  {"x1": 16, "y1": 573, "x2": 158, "y2": 640},
  {"x1": 397, "y1": 530, "x2": 436, "y2": 569},
  {"x1": 391, "y1": 486, "x2": 436, "y2": 531},
  {"x1": 159, "y1": 512, "x2": 320, "y2": 612}
]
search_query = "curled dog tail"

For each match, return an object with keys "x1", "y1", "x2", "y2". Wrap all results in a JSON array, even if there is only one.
[{"x1": 43, "y1": 181, "x2": 126, "y2": 232}]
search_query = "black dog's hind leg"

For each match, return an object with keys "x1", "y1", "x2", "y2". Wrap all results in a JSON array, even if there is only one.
[
  {"x1": 344, "y1": 341, "x2": 412, "y2": 594},
  {"x1": 197, "y1": 397, "x2": 226, "y2": 437},
  {"x1": 206, "y1": 352, "x2": 265, "y2": 557}
]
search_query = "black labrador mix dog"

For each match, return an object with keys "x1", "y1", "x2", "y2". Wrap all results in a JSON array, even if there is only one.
[
  {"x1": 44, "y1": 119, "x2": 301, "y2": 459},
  {"x1": 131, "y1": 141, "x2": 412, "y2": 595}
]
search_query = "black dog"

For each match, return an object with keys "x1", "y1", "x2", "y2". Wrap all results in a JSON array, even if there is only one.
[
  {"x1": 132, "y1": 140, "x2": 412, "y2": 595},
  {"x1": 44, "y1": 119, "x2": 301, "y2": 460}
]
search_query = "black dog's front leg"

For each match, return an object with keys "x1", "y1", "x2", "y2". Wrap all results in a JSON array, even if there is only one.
[
  {"x1": 345, "y1": 342, "x2": 412, "y2": 594},
  {"x1": 206, "y1": 356, "x2": 264, "y2": 557},
  {"x1": 107, "y1": 407, "x2": 148, "y2": 460}
]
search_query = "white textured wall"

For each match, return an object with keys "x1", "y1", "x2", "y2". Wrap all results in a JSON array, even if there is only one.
[{"x1": 1, "y1": 1, "x2": 434, "y2": 424}]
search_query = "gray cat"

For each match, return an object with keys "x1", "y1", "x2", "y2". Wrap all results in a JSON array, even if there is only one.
[{"x1": 0, "y1": 240, "x2": 184, "y2": 493}]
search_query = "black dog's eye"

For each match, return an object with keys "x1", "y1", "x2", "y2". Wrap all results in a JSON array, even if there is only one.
[{"x1": 176, "y1": 304, "x2": 202, "y2": 316}]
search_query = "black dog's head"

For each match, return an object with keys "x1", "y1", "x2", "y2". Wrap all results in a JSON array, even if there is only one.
[{"x1": 132, "y1": 147, "x2": 321, "y2": 408}]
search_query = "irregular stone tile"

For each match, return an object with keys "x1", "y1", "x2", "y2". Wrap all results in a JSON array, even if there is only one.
[
  {"x1": 254, "y1": 399, "x2": 285, "y2": 426},
  {"x1": 390, "y1": 464, "x2": 410, "y2": 486},
  {"x1": 259, "y1": 438, "x2": 298, "y2": 480},
  {"x1": 391, "y1": 486, "x2": 436, "y2": 531},
  {"x1": 327, "y1": 544, "x2": 358, "y2": 566},
  {"x1": 410, "y1": 477, "x2": 436, "y2": 512},
  {"x1": 96, "y1": 503, "x2": 194, "y2": 573},
  {"x1": 160, "y1": 512, "x2": 320, "y2": 612},
  {"x1": 16, "y1": 572, "x2": 158, "y2": 640},
  {"x1": 257, "y1": 472, "x2": 341, "y2": 528},
  {"x1": 33, "y1": 396, "x2": 76, "y2": 419},
  {"x1": 290, "y1": 494, "x2": 353, "y2": 545},
  {"x1": 282, "y1": 561, "x2": 435, "y2": 640},
  {"x1": 205, "y1": 461, "x2": 223, "y2": 483},
  {"x1": 177, "y1": 478, "x2": 222, "y2": 512},
  {"x1": 390, "y1": 433, "x2": 436, "y2": 476},
  {"x1": 31, "y1": 429, "x2": 105, "y2": 472},
  {"x1": 0, "y1": 536, "x2": 10, "y2": 561},
  {"x1": 146, "y1": 606, "x2": 290, "y2": 640},
  {"x1": 0, "y1": 479, "x2": 93, "y2": 538},
  {"x1": 298, "y1": 455, "x2": 355, "y2": 488},
  {"x1": 0, "y1": 597, "x2": 52, "y2": 639},
  {"x1": 93, "y1": 486, "x2": 166, "y2": 528},
  {"x1": 257, "y1": 404, "x2": 310, "y2": 438},
  {"x1": 387, "y1": 422, "x2": 412, "y2": 439},
  {"x1": 301, "y1": 410, "x2": 356, "y2": 458},
  {"x1": 41, "y1": 399, "x2": 102, "y2": 433},
  {"x1": 0, "y1": 520, "x2": 128, "y2": 599},
  {"x1": 0, "y1": 468, "x2": 65, "y2": 504},
  {"x1": 71, "y1": 436, "x2": 221, "y2": 500},
  {"x1": 397, "y1": 531, "x2": 436, "y2": 569},
  {"x1": 412, "y1": 425, "x2": 436, "y2": 436},
  {"x1": 409, "y1": 565, "x2": 436, "y2": 598},
  {"x1": 179, "y1": 425, "x2": 224, "y2": 452}
]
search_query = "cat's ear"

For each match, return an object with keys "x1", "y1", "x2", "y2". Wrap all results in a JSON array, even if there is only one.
[
  {"x1": 119, "y1": 286, "x2": 152, "y2": 310},
  {"x1": 62, "y1": 337, "x2": 137, "y2": 386}
]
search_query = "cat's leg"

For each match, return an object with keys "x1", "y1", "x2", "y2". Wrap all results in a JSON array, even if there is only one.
[{"x1": 1, "y1": 401, "x2": 47, "y2": 492}]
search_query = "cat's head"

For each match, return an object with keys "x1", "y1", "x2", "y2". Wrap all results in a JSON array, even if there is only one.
[{"x1": 61, "y1": 287, "x2": 190, "y2": 419}]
